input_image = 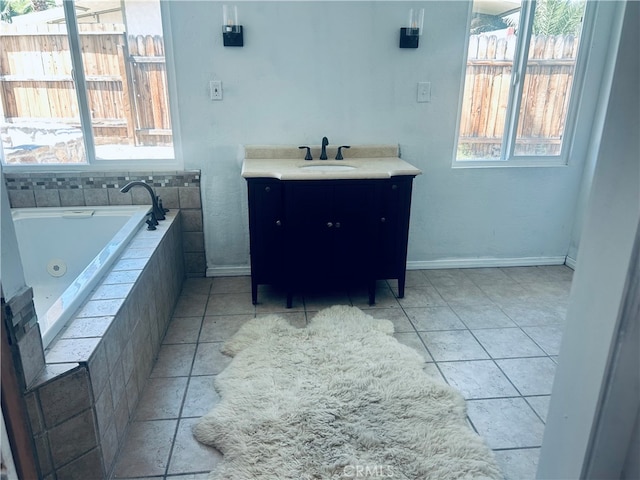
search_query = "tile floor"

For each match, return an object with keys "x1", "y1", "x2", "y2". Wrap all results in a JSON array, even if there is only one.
[{"x1": 110, "y1": 265, "x2": 573, "y2": 479}]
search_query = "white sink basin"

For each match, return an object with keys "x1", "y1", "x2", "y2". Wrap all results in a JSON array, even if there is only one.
[{"x1": 299, "y1": 164, "x2": 356, "y2": 172}]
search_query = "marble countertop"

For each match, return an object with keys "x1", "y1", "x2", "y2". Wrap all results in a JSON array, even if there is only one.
[{"x1": 241, "y1": 145, "x2": 422, "y2": 180}]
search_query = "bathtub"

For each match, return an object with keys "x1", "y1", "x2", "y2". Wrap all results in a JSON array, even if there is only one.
[{"x1": 11, "y1": 205, "x2": 151, "y2": 346}]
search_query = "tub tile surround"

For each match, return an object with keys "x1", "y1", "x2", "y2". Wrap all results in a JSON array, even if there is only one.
[
  {"x1": 4, "y1": 171, "x2": 205, "y2": 276},
  {"x1": 20, "y1": 211, "x2": 184, "y2": 479},
  {"x1": 2, "y1": 286, "x2": 46, "y2": 388}
]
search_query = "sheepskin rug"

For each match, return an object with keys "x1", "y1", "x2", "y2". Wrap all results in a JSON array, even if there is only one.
[{"x1": 194, "y1": 305, "x2": 502, "y2": 480}]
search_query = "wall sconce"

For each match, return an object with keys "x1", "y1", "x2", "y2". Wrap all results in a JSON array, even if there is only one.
[
  {"x1": 399, "y1": 8, "x2": 424, "y2": 48},
  {"x1": 222, "y1": 5, "x2": 243, "y2": 47}
]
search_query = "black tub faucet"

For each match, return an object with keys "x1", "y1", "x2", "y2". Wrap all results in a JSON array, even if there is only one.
[
  {"x1": 120, "y1": 181, "x2": 167, "y2": 221},
  {"x1": 320, "y1": 136, "x2": 329, "y2": 160}
]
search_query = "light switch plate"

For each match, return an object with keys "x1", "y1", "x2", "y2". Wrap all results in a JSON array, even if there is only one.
[
  {"x1": 210, "y1": 80, "x2": 223, "y2": 100},
  {"x1": 417, "y1": 82, "x2": 431, "y2": 103}
]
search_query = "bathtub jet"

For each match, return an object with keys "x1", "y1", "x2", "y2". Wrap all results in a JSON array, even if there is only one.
[{"x1": 120, "y1": 181, "x2": 168, "y2": 227}]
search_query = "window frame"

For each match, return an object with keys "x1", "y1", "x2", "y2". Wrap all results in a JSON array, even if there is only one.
[
  {"x1": 452, "y1": 0, "x2": 596, "y2": 168},
  {"x1": 0, "y1": 0, "x2": 182, "y2": 173}
]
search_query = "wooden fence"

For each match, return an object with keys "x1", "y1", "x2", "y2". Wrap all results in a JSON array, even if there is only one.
[
  {"x1": 459, "y1": 33, "x2": 579, "y2": 158},
  {"x1": 0, "y1": 23, "x2": 171, "y2": 147}
]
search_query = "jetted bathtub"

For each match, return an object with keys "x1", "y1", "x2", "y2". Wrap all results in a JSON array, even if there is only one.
[{"x1": 11, "y1": 205, "x2": 151, "y2": 346}]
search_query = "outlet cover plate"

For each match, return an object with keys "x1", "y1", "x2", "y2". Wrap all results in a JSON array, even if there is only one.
[{"x1": 417, "y1": 82, "x2": 431, "y2": 103}]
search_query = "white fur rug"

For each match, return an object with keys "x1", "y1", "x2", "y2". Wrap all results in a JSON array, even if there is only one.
[{"x1": 194, "y1": 305, "x2": 502, "y2": 480}]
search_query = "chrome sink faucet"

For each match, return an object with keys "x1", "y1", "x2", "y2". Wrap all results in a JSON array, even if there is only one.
[{"x1": 320, "y1": 136, "x2": 329, "y2": 160}]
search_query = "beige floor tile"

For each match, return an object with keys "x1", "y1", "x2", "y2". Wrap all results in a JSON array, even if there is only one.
[
  {"x1": 522, "y1": 324, "x2": 564, "y2": 356},
  {"x1": 439, "y1": 360, "x2": 519, "y2": 399},
  {"x1": 163, "y1": 317, "x2": 203, "y2": 344},
  {"x1": 496, "y1": 357, "x2": 557, "y2": 396},
  {"x1": 451, "y1": 304, "x2": 517, "y2": 329},
  {"x1": 199, "y1": 315, "x2": 252, "y2": 343},
  {"x1": 205, "y1": 293, "x2": 256, "y2": 316},
  {"x1": 210, "y1": 276, "x2": 252, "y2": 294},
  {"x1": 433, "y1": 283, "x2": 492, "y2": 306},
  {"x1": 112, "y1": 419, "x2": 177, "y2": 478},
  {"x1": 361, "y1": 307, "x2": 414, "y2": 333},
  {"x1": 525, "y1": 395, "x2": 551, "y2": 423},
  {"x1": 181, "y1": 277, "x2": 214, "y2": 296},
  {"x1": 192, "y1": 343, "x2": 232, "y2": 376},
  {"x1": 173, "y1": 294, "x2": 209, "y2": 317},
  {"x1": 424, "y1": 269, "x2": 475, "y2": 287},
  {"x1": 405, "y1": 306, "x2": 466, "y2": 331},
  {"x1": 393, "y1": 332, "x2": 433, "y2": 362},
  {"x1": 419, "y1": 330, "x2": 489, "y2": 361},
  {"x1": 134, "y1": 377, "x2": 188, "y2": 421},
  {"x1": 500, "y1": 303, "x2": 566, "y2": 327},
  {"x1": 167, "y1": 418, "x2": 222, "y2": 475},
  {"x1": 467, "y1": 398, "x2": 545, "y2": 449},
  {"x1": 397, "y1": 285, "x2": 447, "y2": 308},
  {"x1": 150, "y1": 344, "x2": 197, "y2": 378},
  {"x1": 403, "y1": 270, "x2": 431, "y2": 287},
  {"x1": 182, "y1": 376, "x2": 220, "y2": 418},
  {"x1": 472, "y1": 328, "x2": 546, "y2": 358},
  {"x1": 493, "y1": 448, "x2": 540, "y2": 480}
]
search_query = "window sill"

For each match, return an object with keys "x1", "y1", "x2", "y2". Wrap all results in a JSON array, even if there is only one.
[{"x1": 452, "y1": 157, "x2": 569, "y2": 169}]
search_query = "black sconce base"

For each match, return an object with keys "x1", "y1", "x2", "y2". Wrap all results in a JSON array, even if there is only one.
[
  {"x1": 399, "y1": 28, "x2": 420, "y2": 48},
  {"x1": 223, "y1": 26, "x2": 244, "y2": 47}
]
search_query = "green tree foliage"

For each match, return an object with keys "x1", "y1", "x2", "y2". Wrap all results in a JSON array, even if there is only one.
[
  {"x1": 533, "y1": 0, "x2": 585, "y2": 36},
  {"x1": 1, "y1": 0, "x2": 54, "y2": 22},
  {"x1": 470, "y1": 13, "x2": 510, "y2": 35}
]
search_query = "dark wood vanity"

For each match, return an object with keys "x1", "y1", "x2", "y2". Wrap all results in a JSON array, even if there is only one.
[{"x1": 242, "y1": 145, "x2": 420, "y2": 307}]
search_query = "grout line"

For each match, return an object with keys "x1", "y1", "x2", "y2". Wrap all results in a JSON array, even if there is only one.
[{"x1": 161, "y1": 292, "x2": 209, "y2": 477}]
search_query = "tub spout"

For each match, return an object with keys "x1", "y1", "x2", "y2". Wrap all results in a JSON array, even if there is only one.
[{"x1": 120, "y1": 181, "x2": 166, "y2": 221}]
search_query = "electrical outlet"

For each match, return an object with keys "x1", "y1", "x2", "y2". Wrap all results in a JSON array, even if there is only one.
[
  {"x1": 417, "y1": 82, "x2": 431, "y2": 103},
  {"x1": 210, "y1": 80, "x2": 223, "y2": 100}
]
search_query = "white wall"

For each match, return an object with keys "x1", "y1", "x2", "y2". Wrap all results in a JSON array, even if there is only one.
[
  {"x1": 537, "y1": 0, "x2": 640, "y2": 476},
  {"x1": 164, "y1": 1, "x2": 621, "y2": 274}
]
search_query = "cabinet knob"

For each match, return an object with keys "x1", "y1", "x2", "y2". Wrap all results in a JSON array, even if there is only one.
[
  {"x1": 326, "y1": 222, "x2": 333, "y2": 228},
  {"x1": 335, "y1": 222, "x2": 341, "y2": 228},
  {"x1": 380, "y1": 217, "x2": 386, "y2": 223},
  {"x1": 265, "y1": 186, "x2": 271, "y2": 192},
  {"x1": 391, "y1": 184, "x2": 398, "y2": 190},
  {"x1": 275, "y1": 220, "x2": 282, "y2": 227}
]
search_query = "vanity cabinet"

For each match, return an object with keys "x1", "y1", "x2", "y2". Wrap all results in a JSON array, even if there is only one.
[{"x1": 246, "y1": 176, "x2": 416, "y2": 307}]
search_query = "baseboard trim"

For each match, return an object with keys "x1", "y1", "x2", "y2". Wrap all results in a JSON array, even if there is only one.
[
  {"x1": 406, "y1": 256, "x2": 567, "y2": 270},
  {"x1": 564, "y1": 256, "x2": 577, "y2": 270},
  {"x1": 206, "y1": 266, "x2": 251, "y2": 277},
  {"x1": 207, "y1": 256, "x2": 568, "y2": 277}
]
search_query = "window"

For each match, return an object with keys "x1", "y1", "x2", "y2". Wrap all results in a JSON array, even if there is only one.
[
  {"x1": 455, "y1": 0, "x2": 590, "y2": 164},
  {"x1": 0, "y1": 0, "x2": 175, "y2": 166}
]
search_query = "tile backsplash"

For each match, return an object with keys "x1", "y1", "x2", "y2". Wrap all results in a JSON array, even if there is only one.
[{"x1": 4, "y1": 171, "x2": 205, "y2": 277}]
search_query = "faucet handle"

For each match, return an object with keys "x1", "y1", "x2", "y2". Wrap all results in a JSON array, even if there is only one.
[
  {"x1": 335, "y1": 145, "x2": 351, "y2": 160},
  {"x1": 298, "y1": 146, "x2": 313, "y2": 161}
]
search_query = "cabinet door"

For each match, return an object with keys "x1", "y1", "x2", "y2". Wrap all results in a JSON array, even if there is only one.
[
  {"x1": 375, "y1": 178, "x2": 413, "y2": 281},
  {"x1": 247, "y1": 180, "x2": 284, "y2": 284},
  {"x1": 331, "y1": 183, "x2": 376, "y2": 281},
  {"x1": 285, "y1": 183, "x2": 334, "y2": 283},
  {"x1": 285, "y1": 181, "x2": 375, "y2": 286}
]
